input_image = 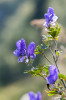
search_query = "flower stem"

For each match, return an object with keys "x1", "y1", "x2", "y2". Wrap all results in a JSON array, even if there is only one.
[
  {"x1": 43, "y1": 54, "x2": 53, "y2": 65},
  {"x1": 49, "y1": 47, "x2": 60, "y2": 72},
  {"x1": 38, "y1": 73, "x2": 46, "y2": 80},
  {"x1": 49, "y1": 40, "x2": 66, "y2": 89}
]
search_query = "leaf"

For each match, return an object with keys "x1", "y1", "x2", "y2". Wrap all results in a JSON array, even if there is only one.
[
  {"x1": 36, "y1": 64, "x2": 44, "y2": 70},
  {"x1": 35, "y1": 45, "x2": 41, "y2": 55},
  {"x1": 42, "y1": 35, "x2": 53, "y2": 41},
  {"x1": 35, "y1": 43, "x2": 48, "y2": 55},
  {"x1": 42, "y1": 35, "x2": 56, "y2": 47},
  {"x1": 60, "y1": 99, "x2": 66, "y2": 100},
  {"x1": 46, "y1": 89, "x2": 58, "y2": 96},
  {"x1": 41, "y1": 43, "x2": 47, "y2": 49},
  {"x1": 43, "y1": 65, "x2": 49, "y2": 75},
  {"x1": 48, "y1": 25, "x2": 61, "y2": 38},
  {"x1": 58, "y1": 73, "x2": 66, "y2": 81},
  {"x1": 26, "y1": 64, "x2": 45, "y2": 77}
]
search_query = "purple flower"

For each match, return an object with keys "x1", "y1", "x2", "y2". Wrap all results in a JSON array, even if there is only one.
[
  {"x1": 13, "y1": 39, "x2": 26, "y2": 62},
  {"x1": 29, "y1": 92, "x2": 41, "y2": 100},
  {"x1": 46, "y1": 65, "x2": 58, "y2": 84},
  {"x1": 13, "y1": 39, "x2": 36, "y2": 63},
  {"x1": 43, "y1": 7, "x2": 58, "y2": 28},
  {"x1": 26, "y1": 42, "x2": 36, "y2": 63}
]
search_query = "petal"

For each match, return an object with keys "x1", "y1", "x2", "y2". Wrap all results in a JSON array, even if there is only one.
[
  {"x1": 52, "y1": 15, "x2": 58, "y2": 22},
  {"x1": 53, "y1": 72, "x2": 58, "y2": 82},
  {"x1": 21, "y1": 49, "x2": 26, "y2": 56},
  {"x1": 46, "y1": 65, "x2": 58, "y2": 84},
  {"x1": 16, "y1": 40, "x2": 21, "y2": 50},
  {"x1": 37, "y1": 92, "x2": 42, "y2": 100},
  {"x1": 27, "y1": 42, "x2": 35, "y2": 57},
  {"x1": 30, "y1": 54, "x2": 36, "y2": 59},
  {"x1": 49, "y1": 65, "x2": 58, "y2": 75},
  {"x1": 18, "y1": 56, "x2": 25, "y2": 62},
  {"x1": 47, "y1": 7, "x2": 54, "y2": 15},
  {"x1": 44, "y1": 13, "x2": 53, "y2": 27},
  {"x1": 25, "y1": 58, "x2": 29, "y2": 64},
  {"x1": 46, "y1": 75, "x2": 55, "y2": 84},
  {"x1": 21, "y1": 39, "x2": 26, "y2": 50},
  {"x1": 46, "y1": 73, "x2": 58, "y2": 84},
  {"x1": 16, "y1": 39, "x2": 26, "y2": 56},
  {"x1": 13, "y1": 49, "x2": 20, "y2": 57},
  {"x1": 43, "y1": 22, "x2": 49, "y2": 27},
  {"x1": 44, "y1": 14, "x2": 49, "y2": 23},
  {"x1": 29, "y1": 92, "x2": 36, "y2": 100}
]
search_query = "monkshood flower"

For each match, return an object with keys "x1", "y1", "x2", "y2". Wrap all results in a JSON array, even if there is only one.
[
  {"x1": 46, "y1": 65, "x2": 58, "y2": 84},
  {"x1": 13, "y1": 39, "x2": 36, "y2": 63},
  {"x1": 29, "y1": 91, "x2": 41, "y2": 100},
  {"x1": 26, "y1": 42, "x2": 36, "y2": 63},
  {"x1": 13, "y1": 39, "x2": 26, "y2": 62},
  {"x1": 43, "y1": 7, "x2": 58, "y2": 28}
]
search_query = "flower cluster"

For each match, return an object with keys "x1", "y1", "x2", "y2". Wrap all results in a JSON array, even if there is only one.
[
  {"x1": 43, "y1": 7, "x2": 58, "y2": 28},
  {"x1": 46, "y1": 65, "x2": 58, "y2": 84},
  {"x1": 29, "y1": 91, "x2": 41, "y2": 100},
  {"x1": 13, "y1": 39, "x2": 36, "y2": 63}
]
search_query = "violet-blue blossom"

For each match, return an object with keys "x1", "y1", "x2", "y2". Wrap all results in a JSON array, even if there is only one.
[
  {"x1": 43, "y1": 7, "x2": 58, "y2": 28},
  {"x1": 13, "y1": 39, "x2": 36, "y2": 63},
  {"x1": 26, "y1": 42, "x2": 36, "y2": 63},
  {"x1": 46, "y1": 65, "x2": 58, "y2": 84},
  {"x1": 29, "y1": 91, "x2": 41, "y2": 100},
  {"x1": 13, "y1": 39, "x2": 26, "y2": 62}
]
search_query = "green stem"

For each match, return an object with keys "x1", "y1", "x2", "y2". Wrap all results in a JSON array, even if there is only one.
[
  {"x1": 43, "y1": 54, "x2": 53, "y2": 65},
  {"x1": 49, "y1": 47, "x2": 60, "y2": 72},
  {"x1": 49, "y1": 40, "x2": 66, "y2": 89},
  {"x1": 38, "y1": 73, "x2": 46, "y2": 80}
]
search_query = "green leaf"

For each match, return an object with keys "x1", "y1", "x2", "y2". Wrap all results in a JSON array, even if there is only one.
[
  {"x1": 26, "y1": 64, "x2": 45, "y2": 77},
  {"x1": 42, "y1": 35, "x2": 53, "y2": 41},
  {"x1": 43, "y1": 65, "x2": 49, "y2": 75},
  {"x1": 42, "y1": 35, "x2": 56, "y2": 46},
  {"x1": 41, "y1": 43, "x2": 47, "y2": 49},
  {"x1": 35, "y1": 45, "x2": 41, "y2": 55},
  {"x1": 48, "y1": 25, "x2": 61, "y2": 38},
  {"x1": 36, "y1": 64, "x2": 44, "y2": 70},
  {"x1": 58, "y1": 73, "x2": 66, "y2": 81},
  {"x1": 62, "y1": 98, "x2": 66, "y2": 100},
  {"x1": 35, "y1": 43, "x2": 48, "y2": 55},
  {"x1": 46, "y1": 89, "x2": 58, "y2": 96}
]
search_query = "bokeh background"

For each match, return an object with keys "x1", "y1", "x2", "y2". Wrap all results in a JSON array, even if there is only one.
[{"x1": 0, "y1": 0, "x2": 66, "y2": 100}]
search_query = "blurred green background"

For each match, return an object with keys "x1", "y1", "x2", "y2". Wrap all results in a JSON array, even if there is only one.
[{"x1": 0, "y1": 0, "x2": 66, "y2": 100}]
